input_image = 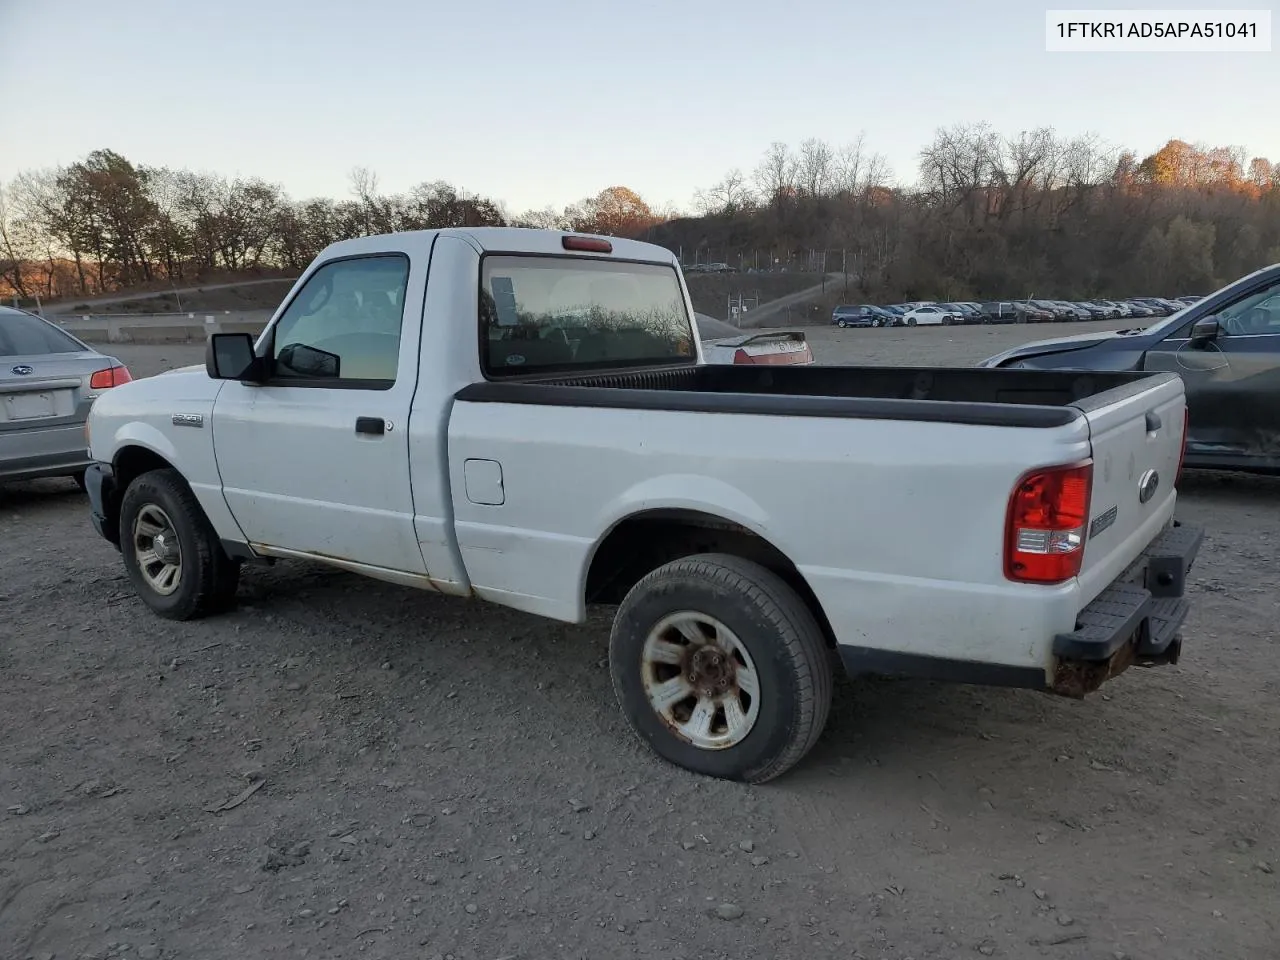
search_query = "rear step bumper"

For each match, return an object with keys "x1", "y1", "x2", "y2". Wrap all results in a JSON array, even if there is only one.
[{"x1": 1050, "y1": 521, "x2": 1204, "y2": 697}]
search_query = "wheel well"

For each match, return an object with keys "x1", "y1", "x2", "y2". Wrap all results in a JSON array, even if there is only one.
[
  {"x1": 105, "y1": 446, "x2": 177, "y2": 521},
  {"x1": 585, "y1": 510, "x2": 837, "y2": 648},
  {"x1": 114, "y1": 446, "x2": 176, "y2": 494}
]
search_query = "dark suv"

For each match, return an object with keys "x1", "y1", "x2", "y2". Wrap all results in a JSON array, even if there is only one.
[{"x1": 831, "y1": 304, "x2": 896, "y2": 328}]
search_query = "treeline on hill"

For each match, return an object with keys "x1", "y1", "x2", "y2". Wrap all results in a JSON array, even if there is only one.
[
  {"x1": 0, "y1": 153, "x2": 666, "y2": 301},
  {"x1": 3, "y1": 126, "x2": 1279, "y2": 303},
  {"x1": 661, "y1": 127, "x2": 1280, "y2": 301}
]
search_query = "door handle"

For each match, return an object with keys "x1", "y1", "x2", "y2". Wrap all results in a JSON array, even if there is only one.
[
  {"x1": 1145, "y1": 411, "x2": 1162, "y2": 433},
  {"x1": 355, "y1": 416, "x2": 386, "y2": 436}
]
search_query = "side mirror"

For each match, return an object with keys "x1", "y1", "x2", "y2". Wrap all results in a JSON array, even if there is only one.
[
  {"x1": 1189, "y1": 316, "x2": 1220, "y2": 344},
  {"x1": 206, "y1": 332, "x2": 263, "y2": 381}
]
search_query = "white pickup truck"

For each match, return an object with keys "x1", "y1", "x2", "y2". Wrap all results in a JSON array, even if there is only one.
[{"x1": 83, "y1": 228, "x2": 1203, "y2": 782}]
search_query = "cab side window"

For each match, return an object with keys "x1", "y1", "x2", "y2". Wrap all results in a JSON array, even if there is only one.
[{"x1": 269, "y1": 254, "x2": 410, "y2": 387}]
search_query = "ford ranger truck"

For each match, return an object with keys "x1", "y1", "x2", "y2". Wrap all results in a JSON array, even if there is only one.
[{"x1": 82, "y1": 228, "x2": 1203, "y2": 783}]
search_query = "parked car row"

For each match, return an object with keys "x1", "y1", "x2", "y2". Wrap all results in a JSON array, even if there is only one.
[{"x1": 832, "y1": 295, "x2": 1204, "y2": 328}]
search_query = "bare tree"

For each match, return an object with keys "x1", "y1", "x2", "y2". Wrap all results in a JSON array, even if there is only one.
[
  {"x1": 797, "y1": 138, "x2": 836, "y2": 198},
  {"x1": 512, "y1": 206, "x2": 570, "y2": 230},
  {"x1": 0, "y1": 185, "x2": 33, "y2": 298},
  {"x1": 693, "y1": 168, "x2": 754, "y2": 215},
  {"x1": 753, "y1": 141, "x2": 798, "y2": 205},
  {"x1": 833, "y1": 135, "x2": 891, "y2": 196}
]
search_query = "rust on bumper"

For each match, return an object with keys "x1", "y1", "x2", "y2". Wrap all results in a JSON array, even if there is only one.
[{"x1": 1049, "y1": 521, "x2": 1201, "y2": 698}]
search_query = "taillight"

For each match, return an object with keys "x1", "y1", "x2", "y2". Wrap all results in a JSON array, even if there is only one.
[
  {"x1": 1176, "y1": 406, "x2": 1189, "y2": 483},
  {"x1": 90, "y1": 365, "x2": 132, "y2": 390},
  {"x1": 561, "y1": 235, "x2": 612, "y2": 253},
  {"x1": 1004, "y1": 461, "x2": 1094, "y2": 584}
]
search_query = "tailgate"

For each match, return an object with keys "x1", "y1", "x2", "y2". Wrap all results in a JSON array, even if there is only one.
[{"x1": 1076, "y1": 375, "x2": 1187, "y2": 593}]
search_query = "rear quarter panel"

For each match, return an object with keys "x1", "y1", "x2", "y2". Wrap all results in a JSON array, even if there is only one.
[{"x1": 447, "y1": 400, "x2": 1095, "y2": 668}]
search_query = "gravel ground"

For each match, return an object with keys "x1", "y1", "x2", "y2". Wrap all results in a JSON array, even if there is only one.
[{"x1": 2, "y1": 325, "x2": 1277, "y2": 960}]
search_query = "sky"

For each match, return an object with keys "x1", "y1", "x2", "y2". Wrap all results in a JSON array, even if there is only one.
[{"x1": 1, "y1": 0, "x2": 1276, "y2": 214}]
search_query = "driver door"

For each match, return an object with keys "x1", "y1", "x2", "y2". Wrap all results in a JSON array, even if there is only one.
[
  {"x1": 1142, "y1": 272, "x2": 1280, "y2": 465},
  {"x1": 210, "y1": 251, "x2": 430, "y2": 575}
]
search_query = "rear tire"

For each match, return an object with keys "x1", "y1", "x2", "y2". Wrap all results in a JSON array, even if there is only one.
[
  {"x1": 119, "y1": 468, "x2": 241, "y2": 621},
  {"x1": 609, "y1": 553, "x2": 833, "y2": 783}
]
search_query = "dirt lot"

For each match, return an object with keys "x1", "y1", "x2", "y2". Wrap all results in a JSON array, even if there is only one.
[{"x1": 3, "y1": 325, "x2": 1277, "y2": 960}]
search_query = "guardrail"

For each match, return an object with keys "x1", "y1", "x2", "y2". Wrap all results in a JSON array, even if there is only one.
[{"x1": 54, "y1": 311, "x2": 272, "y2": 344}]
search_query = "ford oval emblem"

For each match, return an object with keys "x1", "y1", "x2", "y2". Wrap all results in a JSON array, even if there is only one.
[
  {"x1": 11, "y1": 364, "x2": 34, "y2": 376},
  {"x1": 1138, "y1": 468, "x2": 1160, "y2": 504}
]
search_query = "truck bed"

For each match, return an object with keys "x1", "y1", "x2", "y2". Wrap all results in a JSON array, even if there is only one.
[{"x1": 456, "y1": 364, "x2": 1177, "y2": 429}]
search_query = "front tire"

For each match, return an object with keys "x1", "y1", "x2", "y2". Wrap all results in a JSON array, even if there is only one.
[
  {"x1": 120, "y1": 468, "x2": 241, "y2": 620},
  {"x1": 609, "y1": 553, "x2": 833, "y2": 783}
]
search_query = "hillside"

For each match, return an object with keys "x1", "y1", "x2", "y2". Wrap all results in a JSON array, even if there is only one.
[
  {"x1": 682, "y1": 271, "x2": 822, "y2": 319},
  {"x1": 39, "y1": 268, "x2": 829, "y2": 323},
  {"x1": 53, "y1": 278, "x2": 298, "y2": 316}
]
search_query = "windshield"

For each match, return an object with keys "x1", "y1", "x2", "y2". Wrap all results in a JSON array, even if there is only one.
[
  {"x1": 480, "y1": 256, "x2": 695, "y2": 376},
  {"x1": 0, "y1": 308, "x2": 88, "y2": 357}
]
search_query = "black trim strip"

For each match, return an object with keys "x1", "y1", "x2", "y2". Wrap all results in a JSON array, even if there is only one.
[
  {"x1": 220, "y1": 538, "x2": 259, "y2": 561},
  {"x1": 837, "y1": 646, "x2": 1048, "y2": 690},
  {"x1": 455, "y1": 379, "x2": 1083, "y2": 428},
  {"x1": 1065, "y1": 370, "x2": 1181, "y2": 415}
]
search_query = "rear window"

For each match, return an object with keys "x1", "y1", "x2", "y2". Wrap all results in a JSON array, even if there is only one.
[
  {"x1": 0, "y1": 309, "x2": 87, "y2": 357},
  {"x1": 480, "y1": 256, "x2": 695, "y2": 376}
]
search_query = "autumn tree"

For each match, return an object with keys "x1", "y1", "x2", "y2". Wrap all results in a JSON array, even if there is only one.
[{"x1": 568, "y1": 186, "x2": 658, "y2": 237}]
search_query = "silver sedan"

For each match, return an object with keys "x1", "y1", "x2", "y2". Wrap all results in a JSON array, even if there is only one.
[{"x1": 1, "y1": 307, "x2": 132, "y2": 488}]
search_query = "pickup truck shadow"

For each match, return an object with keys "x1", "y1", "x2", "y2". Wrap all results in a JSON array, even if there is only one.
[
  {"x1": 0, "y1": 478, "x2": 84, "y2": 509},
  {"x1": 1177, "y1": 468, "x2": 1280, "y2": 504},
  {"x1": 228, "y1": 558, "x2": 1167, "y2": 795}
]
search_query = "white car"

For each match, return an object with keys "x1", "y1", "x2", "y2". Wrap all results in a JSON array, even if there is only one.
[
  {"x1": 83, "y1": 227, "x2": 1202, "y2": 783},
  {"x1": 900, "y1": 304, "x2": 963, "y2": 326}
]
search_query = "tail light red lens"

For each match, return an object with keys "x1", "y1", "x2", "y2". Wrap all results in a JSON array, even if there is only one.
[
  {"x1": 561, "y1": 235, "x2": 612, "y2": 253},
  {"x1": 90, "y1": 365, "x2": 133, "y2": 390},
  {"x1": 1004, "y1": 461, "x2": 1094, "y2": 584}
]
